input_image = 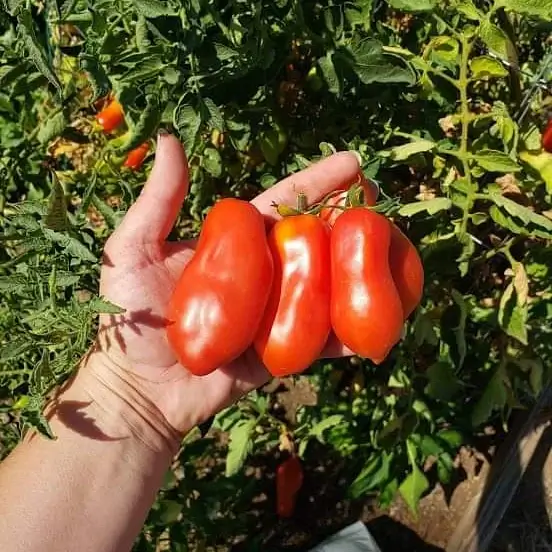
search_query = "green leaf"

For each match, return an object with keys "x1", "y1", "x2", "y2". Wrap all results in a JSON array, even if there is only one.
[
  {"x1": 487, "y1": 193, "x2": 552, "y2": 239},
  {"x1": 132, "y1": 0, "x2": 175, "y2": 17},
  {"x1": 425, "y1": 362, "x2": 461, "y2": 401},
  {"x1": 386, "y1": 139, "x2": 436, "y2": 162},
  {"x1": 80, "y1": 55, "x2": 110, "y2": 101},
  {"x1": 203, "y1": 147, "x2": 222, "y2": 177},
  {"x1": 37, "y1": 111, "x2": 67, "y2": 145},
  {"x1": 42, "y1": 228, "x2": 96, "y2": 262},
  {"x1": 472, "y1": 366, "x2": 508, "y2": 426},
  {"x1": 452, "y1": 0, "x2": 482, "y2": 20},
  {"x1": 225, "y1": 419, "x2": 256, "y2": 477},
  {"x1": 470, "y1": 56, "x2": 509, "y2": 79},
  {"x1": 441, "y1": 290, "x2": 468, "y2": 370},
  {"x1": 18, "y1": 9, "x2": 62, "y2": 96},
  {"x1": 494, "y1": 0, "x2": 552, "y2": 20},
  {"x1": 426, "y1": 36, "x2": 460, "y2": 66},
  {"x1": 387, "y1": 0, "x2": 436, "y2": 11},
  {"x1": 520, "y1": 151, "x2": 552, "y2": 193},
  {"x1": 399, "y1": 465, "x2": 429, "y2": 516},
  {"x1": 317, "y1": 53, "x2": 341, "y2": 95},
  {"x1": 498, "y1": 282, "x2": 528, "y2": 344},
  {"x1": 44, "y1": 174, "x2": 68, "y2": 231},
  {"x1": 87, "y1": 297, "x2": 125, "y2": 314},
  {"x1": 202, "y1": 98, "x2": 224, "y2": 131},
  {"x1": 398, "y1": 197, "x2": 452, "y2": 217},
  {"x1": 343, "y1": 38, "x2": 415, "y2": 85},
  {"x1": 309, "y1": 415, "x2": 344, "y2": 441},
  {"x1": 479, "y1": 19, "x2": 517, "y2": 66},
  {"x1": 158, "y1": 500, "x2": 182, "y2": 524},
  {"x1": 472, "y1": 150, "x2": 520, "y2": 172},
  {"x1": 119, "y1": 96, "x2": 161, "y2": 153},
  {"x1": 174, "y1": 99, "x2": 202, "y2": 154},
  {"x1": 349, "y1": 453, "x2": 391, "y2": 498}
]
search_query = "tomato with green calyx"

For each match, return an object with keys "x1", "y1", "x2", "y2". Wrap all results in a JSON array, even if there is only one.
[
  {"x1": 276, "y1": 456, "x2": 304, "y2": 518},
  {"x1": 331, "y1": 208, "x2": 404, "y2": 364},
  {"x1": 254, "y1": 214, "x2": 331, "y2": 376},
  {"x1": 123, "y1": 142, "x2": 150, "y2": 170},
  {"x1": 167, "y1": 199, "x2": 273, "y2": 376},
  {"x1": 319, "y1": 173, "x2": 379, "y2": 226},
  {"x1": 389, "y1": 224, "x2": 424, "y2": 320},
  {"x1": 542, "y1": 119, "x2": 552, "y2": 153},
  {"x1": 96, "y1": 99, "x2": 124, "y2": 133}
]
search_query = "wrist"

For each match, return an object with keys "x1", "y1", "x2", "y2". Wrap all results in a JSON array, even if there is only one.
[{"x1": 43, "y1": 347, "x2": 182, "y2": 460}]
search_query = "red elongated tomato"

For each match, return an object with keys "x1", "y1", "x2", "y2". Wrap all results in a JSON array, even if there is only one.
[
  {"x1": 543, "y1": 119, "x2": 552, "y2": 153},
  {"x1": 389, "y1": 224, "x2": 424, "y2": 320},
  {"x1": 167, "y1": 199, "x2": 273, "y2": 376},
  {"x1": 331, "y1": 208, "x2": 404, "y2": 364},
  {"x1": 276, "y1": 456, "x2": 304, "y2": 518},
  {"x1": 320, "y1": 173, "x2": 378, "y2": 226},
  {"x1": 123, "y1": 142, "x2": 150, "y2": 170},
  {"x1": 254, "y1": 214, "x2": 331, "y2": 376},
  {"x1": 96, "y1": 99, "x2": 124, "y2": 133}
]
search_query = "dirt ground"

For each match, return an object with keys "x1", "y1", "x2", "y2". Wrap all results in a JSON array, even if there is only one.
[{"x1": 253, "y1": 379, "x2": 552, "y2": 552}]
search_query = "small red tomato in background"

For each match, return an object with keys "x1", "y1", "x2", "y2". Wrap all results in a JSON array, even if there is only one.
[
  {"x1": 254, "y1": 214, "x2": 331, "y2": 376},
  {"x1": 123, "y1": 142, "x2": 150, "y2": 170},
  {"x1": 320, "y1": 173, "x2": 378, "y2": 226},
  {"x1": 542, "y1": 119, "x2": 552, "y2": 153},
  {"x1": 96, "y1": 99, "x2": 124, "y2": 133},
  {"x1": 331, "y1": 208, "x2": 404, "y2": 364},
  {"x1": 276, "y1": 456, "x2": 304, "y2": 518},
  {"x1": 167, "y1": 199, "x2": 273, "y2": 376},
  {"x1": 389, "y1": 224, "x2": 424, "y2": 320}
]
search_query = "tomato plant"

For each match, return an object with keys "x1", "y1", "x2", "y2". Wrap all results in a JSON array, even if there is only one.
[
  {"x1": 167, "y1": 199, "x2": 273, "y2": 376},
  {"x1": 1, "y1": 0, "x2": 552, "y2": 548},
  {"x1": 254, "y1": 214, "x2": 331, "y2": 376}
]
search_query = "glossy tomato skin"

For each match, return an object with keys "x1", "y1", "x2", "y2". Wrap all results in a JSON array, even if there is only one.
[
  {"x1": 276, "y1": 456, "x2": 304, "y2": 518},
  {"x1": 389, "y1": 224, "x2": 424, "y2": 320},
  {"x1": 320, "y1": 173, "x2": 378, "y2": 226},
  {"x1": 331, "y1": 208, "x2": 404, "y2": 364},
  {"x1": 167, "y1": 199, "x2": 273, "y2": 376},
  {"x1": 96, "y1": 99, "x2": 124, "y2": 133},
  {"x1": 543, "y1": 119, "x2": 552, "y2": 153},
  {"x1": 254, "y1": 214, "x2": 331, "y2": 376},
  {"x1": 123, "y1": 142, "x2": 150, "y2": 170}
]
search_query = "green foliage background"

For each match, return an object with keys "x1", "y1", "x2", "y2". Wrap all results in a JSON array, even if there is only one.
[{"x1": 1, "y1": 0, "x2": 552, "y2": 549}]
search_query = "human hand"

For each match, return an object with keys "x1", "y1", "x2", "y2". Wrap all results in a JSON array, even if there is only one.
[{"x1": 88, "y1": 133, "x2": 359, "y2": 438}]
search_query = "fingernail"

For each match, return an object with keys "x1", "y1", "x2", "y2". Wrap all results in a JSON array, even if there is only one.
[
  {"x1": 157, "y1": 128, "x2": 170, "y2": 139},
  {"x1": 351, "y1": 150, "x2": 362, "y2": 167}
]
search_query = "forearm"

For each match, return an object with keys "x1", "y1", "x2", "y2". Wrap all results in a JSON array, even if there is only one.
[{"x1": 0, "y1": 350, "x2": 181, "y2": 552}]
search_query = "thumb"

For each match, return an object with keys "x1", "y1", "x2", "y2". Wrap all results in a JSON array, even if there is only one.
[{"x1": 115, "y1": 132, "x2": 189, "y2": 244}]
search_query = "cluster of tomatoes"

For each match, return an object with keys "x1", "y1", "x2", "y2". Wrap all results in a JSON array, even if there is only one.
[
  {"x1": 95, "y1": 98, "x2": 150, "y2": 170},
  {"x1": 166, "y1": 175, "x2": 424, "y2": 377}
]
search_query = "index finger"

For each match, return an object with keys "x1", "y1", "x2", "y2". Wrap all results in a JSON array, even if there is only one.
[{"x1": 251, "y1": 151, "x2": 361, "y2": 222}]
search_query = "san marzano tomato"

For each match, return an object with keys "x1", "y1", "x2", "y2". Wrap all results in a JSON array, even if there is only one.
[
  {"x1": 123, "y1": 142, "x2": 150, "y2": 170},
  {"x1": 389, "y1": 224, "x2": 424, "y2": 320},
  {"x1": 276, "y1": 456, "x2": 303, "y2": 518},
  {"x1": 167, "y1": 199, "x2": 273, "y2": 376},
  {"x1": 254, "y1": 214, "x2": 331, "y2": 376},
  {"x1": 331, "y1": 208, "x2": 404, "y2": 364},
  {"x1": 542, "y1": 119, "x2": 552, "y2": 153},
  {"x1": 96, "y1": 99, "x2": 124, "y2": 133}
]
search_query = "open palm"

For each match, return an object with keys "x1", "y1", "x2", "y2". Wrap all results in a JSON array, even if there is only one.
[{"x1": 95, "y1": 134, "x2": 359, "y2": 434}]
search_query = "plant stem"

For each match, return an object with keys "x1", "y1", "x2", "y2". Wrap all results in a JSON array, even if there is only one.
[{"x1": 458, "y1": 35, "x2": 474, "y2": 235}]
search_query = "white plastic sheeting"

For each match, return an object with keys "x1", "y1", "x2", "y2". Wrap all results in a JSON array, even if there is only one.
[{"x1": 308, "y1": 521, "x2": 382, "y2": 552}]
